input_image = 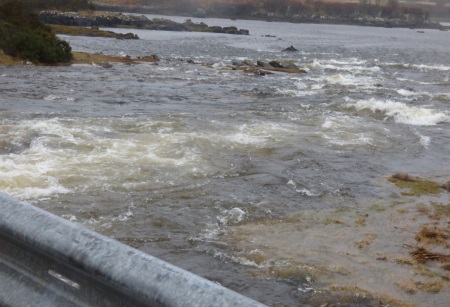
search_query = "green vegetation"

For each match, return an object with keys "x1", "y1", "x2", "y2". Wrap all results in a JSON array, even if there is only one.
[
  {"x1": 388, "y1": 173, "x2": 443, "y2": 196},
  {"x1": 0, "y1": 0, "x2": 94, "y2": 11},
  {"x1": 71, "y1": 51, "x2": 158, "y2": 65},
  {"x1": 0, "y1": 1, "x2": 72, "y2": 64},
  {"x1": 97, "y1": 0, "x2": 433, "y2": 21}
]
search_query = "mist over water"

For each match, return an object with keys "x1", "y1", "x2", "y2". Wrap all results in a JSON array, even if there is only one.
[{"x1": 1, "y1": 17, "x2": 449, "y2": 306}]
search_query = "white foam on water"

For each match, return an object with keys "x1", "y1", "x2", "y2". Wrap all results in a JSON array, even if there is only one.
[
  {"x1": 397, "y1": 89, "x2": 417, "y2": 97},
  {"x1": 287, "y1": 180, "x2": 321, "y2": 197},
  {"x1": 208, "y1": 249, "x2": 265, "y2": 268},
  {"x1": 276, "y1": 88, "x2": 317, "y2": 97},
  {"x1": 277, "y1": 73, "x2": 378, "y2": 97},
  {"x1": 384, "y1": 62, "x2": 450, "y2": 71},
  {"x1": 189, "y1": 207, "x2": 247, "y2": 244},
  {"x1": 310, "y1": 74, "x2": 376, "y2": 88},
  {"x1": 327, "y1": 58, "x2": 368, "y2": 65},
  {"x1": 1, "y1": 117, "x2": 300, "y2": 199},
  {"x1": 412, "y1": 128, "x2": 431, "y2": 149},
  {"x1": 347, "y1": 98, "x2": 450, "y2": 126},
  {"x1": 156, "y1": 67, "x2": 174, "y2": 71},
  {"x1": 217, "y1": 208, "x2": 246, "y2": 225},
  {"x1": 310, "y1": 59, "x2": 379, "y2": 73},
  {"x1": 320, "y1": 115, "x2": 377, "y2": 147},
  {"x1": 44, "y1": 94, "x2": 63, "y2": 101},
  {"x1": 396, "y1": 89, "x2": 432, "y2": 98},
  {"x1": 412, "y1": 64, "x2": 450, "y2": 71},
  {"x1": 62, "y1": 214, "x2": 77, "y2": 222},
  {"x1": 211, "y1": 62, "x2": 226, "y2": 68},
  {"x1": 113, "y1": 209, "x2": 134, "y2": 222},
  {"x1": 295, "y1": 188, "x2": 320, "y2": 197},
  {"x1": 222, "y1": 122, "x2": 296, "y2": 146},
  {"x1": 224, "y1": 132, "x2": 263, "y2": 145}
]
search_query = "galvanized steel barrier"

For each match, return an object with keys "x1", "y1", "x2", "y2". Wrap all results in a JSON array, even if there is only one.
[{"x1": 0, "y1": 193, "x2": 266, "y2": 306}]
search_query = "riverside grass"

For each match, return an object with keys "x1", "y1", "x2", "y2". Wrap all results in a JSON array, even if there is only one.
[
  {"x1": 49, "y1": 24, "x2": 138, "y2": 40},
  {"x1": 0, "y1": 51, "x2": 158, "y2": 65}
]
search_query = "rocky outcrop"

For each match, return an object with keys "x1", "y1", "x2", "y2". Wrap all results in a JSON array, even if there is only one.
[
  {"x1": 39, "y1": 11, "x2": 250, "y2": 35},
  {"x1": 230, "y1": 59, "x2": 307, "y2": 75},
  {"x1": 39, "y1": 11, "x2": 151, "y2": 28}
]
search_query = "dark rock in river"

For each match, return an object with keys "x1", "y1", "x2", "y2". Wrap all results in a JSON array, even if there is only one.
[
  {"x1": 256, "y1": 60, "x2": 272, "y2": 68},
  {"x1": 232, "y1": 59, "x2": 245, "y2": 66},
  {"x1": 100, "y1": 62, "x2": 113, "y2": 69},
  {"x1": 243, "y1": 59, "x2": 255, "y2": 67},
  {"x1": 253, "y1": 69, "x2": 267, "y2": 76},
  {"x1": 269, "y1": 60, "x2": 283, "y2": 68},
  {"x1": 283, "y1": 45, "x2": 298, "y2": 52},
  {"x1": 269, "y1": 60, "x2": 299, "y2": 70},
  {"x1": 280, "y1": 61, "x2": 300, "y2": 70}
]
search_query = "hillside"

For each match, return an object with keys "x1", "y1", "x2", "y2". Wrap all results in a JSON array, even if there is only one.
[{"x1": 93, "y1": 0, "x2": 450, "y2": 20}]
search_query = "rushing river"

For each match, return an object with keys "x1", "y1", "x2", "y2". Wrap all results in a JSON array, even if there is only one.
[{"x1": 1, "y1": 16, "x2": 450, "y2": 306}]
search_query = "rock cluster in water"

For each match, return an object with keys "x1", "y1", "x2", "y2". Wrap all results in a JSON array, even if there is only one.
[
  {"x1": 39, "y1": 11, "x2": 250, "y2": 35},
  {"x1": 231, "y1": 59, "x2": 307, "y2": 75}
]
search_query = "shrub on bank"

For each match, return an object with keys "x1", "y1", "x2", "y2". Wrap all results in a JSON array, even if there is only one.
[
  {"x1": 0, "y1": 0, "x2": 94, "y2": 11},
  {"x1": 0, "y1": 1, "x2": 72, "y2": 63}
]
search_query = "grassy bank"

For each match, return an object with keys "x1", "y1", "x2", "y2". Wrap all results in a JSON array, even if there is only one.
[
  {"x1": 0, "y1": 51, "x2": 158, "y2": 66},
  {"x1": 0, "y1": 51, "x2": 21, "y2": 65},
  {"x1": 49, "y1": 24, "x2": 139, "y2": 39}
]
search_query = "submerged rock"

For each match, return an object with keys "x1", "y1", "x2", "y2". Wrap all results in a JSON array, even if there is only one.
[
  {"x1": 100, "y1": 62, "x2": 113, "y2": 69},
  {"x1": 256, "y1": 60, "x2": 272, "y2": 68},
  {"x1": 230, "y1": 59, "x2": 306, "y2": 74}
]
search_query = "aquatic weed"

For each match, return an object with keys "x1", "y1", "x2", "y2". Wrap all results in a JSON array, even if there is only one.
[{"x1": 389, "y1": 173, "x2": 442, "y2": 196}]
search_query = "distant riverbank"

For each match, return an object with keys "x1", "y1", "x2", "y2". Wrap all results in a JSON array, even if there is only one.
[
  {"x1": 39, "y1": 11, "x2": 250, "y2": 35},
  {"x1": 93, "y1": 2, "x2": 447, "y2": 30}
]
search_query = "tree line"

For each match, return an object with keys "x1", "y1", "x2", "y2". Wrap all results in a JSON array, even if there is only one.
[{"x1": 134, "y1": 0, "x2": 431, "y2": 20}]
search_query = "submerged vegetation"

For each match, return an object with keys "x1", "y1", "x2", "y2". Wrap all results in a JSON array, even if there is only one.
[
  {"x1": 388, "y1": 173, "x2": 445, "y2": 196},
  {"x1": 0, "y1": 1, "x2": 72, "y2": 64},
  {"x1": 223, "y1": 173, "x2": 450, "y2": 305}
]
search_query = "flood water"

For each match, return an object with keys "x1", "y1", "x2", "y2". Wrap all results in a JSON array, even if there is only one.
[{"x1": 1, "y1": 16, "x2": 450, "y2": 306}]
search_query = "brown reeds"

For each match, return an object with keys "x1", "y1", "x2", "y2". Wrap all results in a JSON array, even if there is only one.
[
  {"x1": 415, "y1": 226, "x2": 450, "y2": 247},
  {"x1": 441, "y1": 181, "x2": 450, "y2": 192},
  {"x1": 411, "y1": 246, "x2": 450, "y2": 264},
  {"x1": 391, "y1": 173, "x2": 420, "y2": 182}
]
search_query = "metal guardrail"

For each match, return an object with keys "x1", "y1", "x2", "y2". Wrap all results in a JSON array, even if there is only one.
[{"x1": 0, "y1": 193, "x2": 266, "y2": 307}]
